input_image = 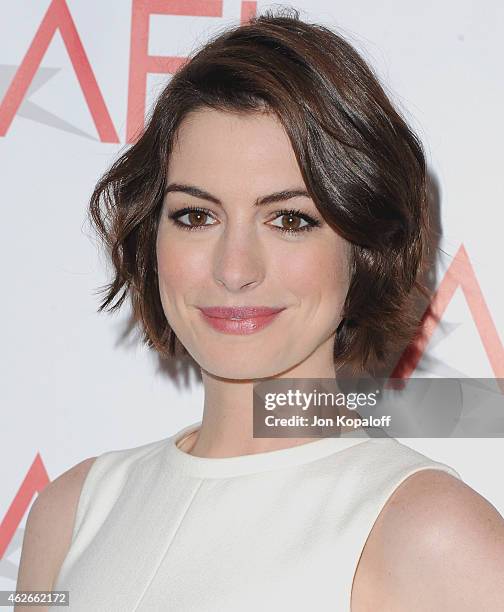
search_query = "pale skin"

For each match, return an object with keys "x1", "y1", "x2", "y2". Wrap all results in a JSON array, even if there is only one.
[
  {"x1": 156, "y1": 106, "x2": 357, "y2": 456},
  {"x1": 16, "y1": 108, "x2": 504, "y2": 611}
]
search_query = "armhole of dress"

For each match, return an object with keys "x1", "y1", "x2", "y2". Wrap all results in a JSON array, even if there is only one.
[
  {"x1": 68, "y1": 453, "x2": 105, "y2": 547},
  {"x1": 67, "y1": 436, "x2": 169, "y2": 548},
  {"x1": 51, "y1": 453, "x2": 107, "y2": 591}
]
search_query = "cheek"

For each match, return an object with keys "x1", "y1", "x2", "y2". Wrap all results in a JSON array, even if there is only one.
[
  {"x1": 279, "y1": 239, "x2": 350, "y2": 303},
  {"x1": 156, "y1": 231, "x2": 209, "y2": 297},
  {"x1": 326, "y1": 242, "x2": 351, "y2": 298}
]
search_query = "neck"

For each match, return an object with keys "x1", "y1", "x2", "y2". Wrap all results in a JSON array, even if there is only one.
[{"x1": 185, "y1": 340, "x2": 363, "y2": 458}]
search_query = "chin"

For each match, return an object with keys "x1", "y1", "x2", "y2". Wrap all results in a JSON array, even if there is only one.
[
  {"x1": 200, "y1": 356, "x2": 286, "y2": 381},
  {"x1": 205, "y1": 364, "x2": 274, "y2": 381}
]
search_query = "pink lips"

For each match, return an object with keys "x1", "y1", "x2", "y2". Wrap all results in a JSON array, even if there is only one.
[{"x1": 197, "y1": 306, "x2": 286, "y2": 335}]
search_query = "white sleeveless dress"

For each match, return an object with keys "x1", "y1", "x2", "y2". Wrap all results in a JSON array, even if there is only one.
[{"x1": 50, "y1": 421, "x2": 462, "y2": 611}]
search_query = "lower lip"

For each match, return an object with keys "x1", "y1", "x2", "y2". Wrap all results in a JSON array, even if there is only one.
[{"x1": 198, "y1": 310, "x2": 284, "y2": 335}]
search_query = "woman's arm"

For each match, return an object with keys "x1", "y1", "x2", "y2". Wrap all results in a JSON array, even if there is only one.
[
  {"x1": 353, "y1": 469, "x2": 504, "y2": 611},
  {"x1": 14, "y1": 457, "x2": 96, "y2": 612}
]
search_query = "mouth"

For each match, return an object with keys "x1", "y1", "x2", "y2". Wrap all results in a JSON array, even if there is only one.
[
  {"x1": 196, "y1": 306, "x2": 286, "y2": 335},
  {"x1": 197, "y1": 306, "x2": 286, "y2": 319}
]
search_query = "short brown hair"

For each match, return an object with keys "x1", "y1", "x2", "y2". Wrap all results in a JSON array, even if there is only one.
[{"x1": 88, "y1": 7, "x2": 431, "y2": 375}]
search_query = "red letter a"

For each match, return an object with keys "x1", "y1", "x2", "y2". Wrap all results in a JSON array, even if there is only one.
[{"x1": 0, "y1": 0, "x2": 119, "y2": 143}]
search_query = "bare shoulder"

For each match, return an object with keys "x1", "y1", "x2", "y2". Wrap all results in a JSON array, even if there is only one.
[
  {"x1": 15, "y1": 456, "x2": 97, "y2": 610},
  {"x1": 352, "y1": 468, "x2": 504, "y2": 611}
]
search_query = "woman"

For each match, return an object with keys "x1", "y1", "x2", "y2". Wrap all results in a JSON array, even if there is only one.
[{"x1": 17, "y1": 7, "x2": 504, "y2": 611}]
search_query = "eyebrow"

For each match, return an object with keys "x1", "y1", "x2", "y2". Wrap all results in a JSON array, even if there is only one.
[{"x1": 164, "y1": 183, "x2": 311, "y2": 207}]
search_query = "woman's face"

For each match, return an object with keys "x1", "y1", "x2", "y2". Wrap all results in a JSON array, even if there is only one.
[{"x1": 156, "y1": 108, "x2": 351, "y2": 379}]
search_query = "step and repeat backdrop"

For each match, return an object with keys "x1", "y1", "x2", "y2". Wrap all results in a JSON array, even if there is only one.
[{"x1": 1, "y1": 0, "x2": 503, "y2": 594}]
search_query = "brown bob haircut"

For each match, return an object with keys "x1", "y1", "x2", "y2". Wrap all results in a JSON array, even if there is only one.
[{"x1": 89, "y1": 7, "x2": 431, "y2": 376}]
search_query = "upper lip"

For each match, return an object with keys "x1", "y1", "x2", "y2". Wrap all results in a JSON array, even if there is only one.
[{"x1": 197, "y1": 306, "x2": 286, "y2": 319}]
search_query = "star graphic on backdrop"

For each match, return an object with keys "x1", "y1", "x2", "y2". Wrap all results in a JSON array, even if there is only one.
[{"x1": 0, "y1": 64, "x2": 97, "y2": 140}]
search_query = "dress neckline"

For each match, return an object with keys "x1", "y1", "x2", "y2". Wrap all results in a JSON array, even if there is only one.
[{"x1": 166, "y1": 420, "x2": 371, "y2": 479}]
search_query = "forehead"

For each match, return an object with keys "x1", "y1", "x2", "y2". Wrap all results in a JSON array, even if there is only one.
[{"x1": 168, "y1": 108, "x2": 304, "y2": 189}]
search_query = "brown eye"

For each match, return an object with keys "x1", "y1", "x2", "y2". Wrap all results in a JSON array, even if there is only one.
[
  {"x1": 168, "y1": 206, "x2": 218, "y2": 231},
  {"x1": 280, "y1": 213, "x2": 303, "y2": 231},
  {"x1": 269, "y1": 210, "x2": 312, "y2": 234},
  {"x1": 187, "y1": 210, "x2": 209, "y2": 227}
]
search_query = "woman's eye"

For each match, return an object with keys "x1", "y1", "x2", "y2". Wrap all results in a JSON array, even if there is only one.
[
  {"x1": 168, "y1": 207, "x2": 217, "y2": 231},
  {"x1": 268, "y1": 209, "x2": 320, "y2": 234},
  {"x1": 168, "y1": 206, "x2": 320, "y2": 235},
  {"x1": 269, "y1": 212, "x2": 311, "y2": 233}
]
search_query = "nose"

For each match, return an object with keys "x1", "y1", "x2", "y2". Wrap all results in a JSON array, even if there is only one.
[{"x1": 213, "y1": 226, "x2": 264, "y2": 293}]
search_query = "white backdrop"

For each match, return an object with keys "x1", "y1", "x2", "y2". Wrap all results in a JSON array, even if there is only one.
[{"x1": 1, "y1": 0, "x2": 503, "y2": 595}]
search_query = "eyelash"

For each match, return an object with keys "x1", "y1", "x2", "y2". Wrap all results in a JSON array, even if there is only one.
[{"x1": 167, "y1": 205, "x2": 321, "y2": 235}]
